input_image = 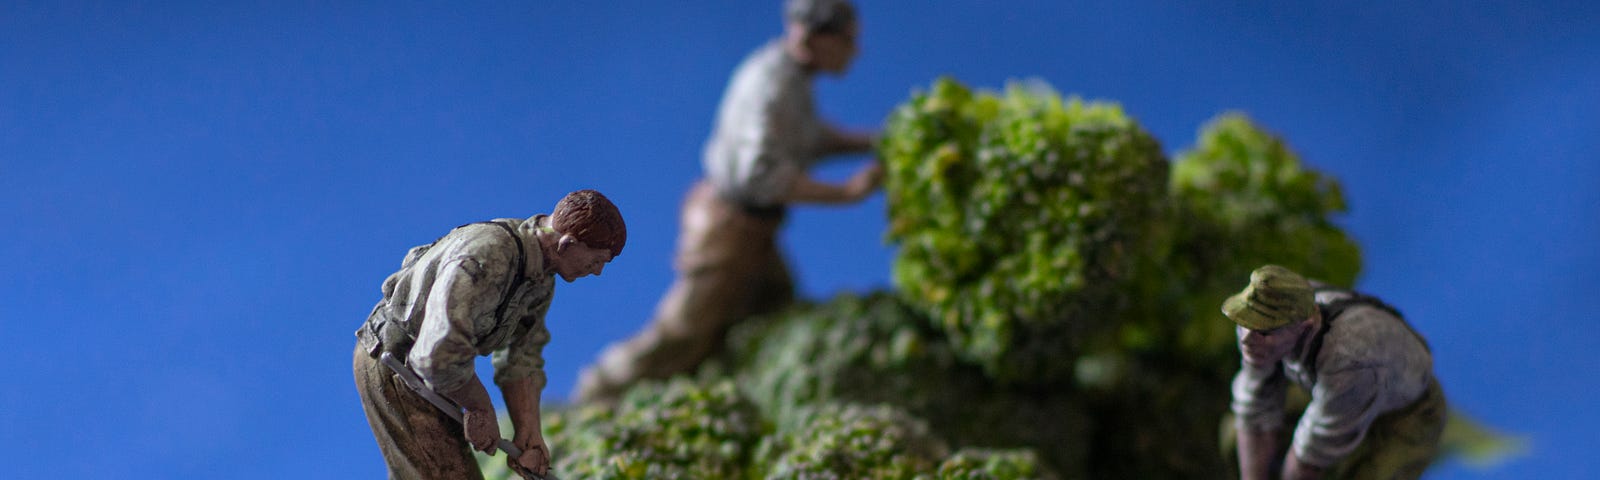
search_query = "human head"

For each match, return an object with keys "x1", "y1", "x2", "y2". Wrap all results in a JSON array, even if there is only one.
[
  {"x1": 1223, "y1": 265, "x2": 1318, "y2": 365},
  {"x1": 783, "y1": 0, "x2": 859, "y2": 74},
  {"x1": 551, "y1": 189, "x2": 627, "y2": 257},
  {"x1": 549, "y1": 189, "x2": 627, "y2": 281}
]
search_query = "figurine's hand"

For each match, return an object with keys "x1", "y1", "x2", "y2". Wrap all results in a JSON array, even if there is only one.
[
  {"x1": 462, "y1": 407, "x2": 501, "y2": 454},
  {"x1": 508, "y1": 438, "x2": 550, "y2": 479},
  {"x1": 846, "y1": 162, "x2": 885, "y2": 201}
]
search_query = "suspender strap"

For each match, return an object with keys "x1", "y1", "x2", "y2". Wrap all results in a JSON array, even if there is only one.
[
  {"x1": 1319, "y1": 289, "x2": 1405, "y2": 324},
  {"x1": 483, "y1": 221, "x2": 528, "y2": 324},
  {"x1": 1304, "y1": 308, "x2": 1335, "y2": 383}
]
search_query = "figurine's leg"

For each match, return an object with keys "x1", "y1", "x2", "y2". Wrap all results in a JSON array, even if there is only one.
[
  {"x1": 746, "y1": 241, "x2": 795, "y2": 318},
  {"x1": 575, "y1": 257, "x2": 759, "y2": 403},
  {"x1": 354, "y1": 347, "x2": 483, "y2": 480},
  {"x1": 1324, "y1": 380, "x2": 1447, "y2": 480},
  {"x1": 575, "y1": 182, "x2": 785, "y2": 404}
]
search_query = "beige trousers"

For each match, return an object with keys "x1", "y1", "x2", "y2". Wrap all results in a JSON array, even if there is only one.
[{"x1": 575, "y1": 181, "x2": 794, "y2": 403}]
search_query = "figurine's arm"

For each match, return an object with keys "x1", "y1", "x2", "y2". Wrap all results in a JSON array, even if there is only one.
[
  {"x1": 412, "y1": 254, "x2": 508, "y2": 454},
  {"x1": 494, "y1": 302, "x2": 553, "y2": 476},
  {"x1": 1232, "y1": 362, "x2": 1288, "y2": 480},
  {"x1": 1236, "y1": 424, "x2": 1282, "y2": 480},
  {"x1": 1288, "y1": 367, "x2": 1383, "y2": 474},
  {"x1": 499, "y1": 377, "x2": 547, "y2": 477},
  {"x1": 1282, "y1": 451, "x2": 1327, "y2": 480},
  {"x1": 781, "y1": 161, "x2": 883, "y2": 205},
  {"x1": 818, "y1": 125, "x2": 877, "y2": 157}
]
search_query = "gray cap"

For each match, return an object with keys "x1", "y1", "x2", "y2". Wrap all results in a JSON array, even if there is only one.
[{"x1": 785, "y1": 0, "x2": 857, "y2": 34}]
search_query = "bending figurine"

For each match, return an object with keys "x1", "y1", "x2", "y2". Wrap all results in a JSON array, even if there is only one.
[
  {"x1": 354, "y1": 190, "x2": 626, "y2": 479},
  {"x1": 1225, "y1": 265, "x2": 1445, "y2": 480}
]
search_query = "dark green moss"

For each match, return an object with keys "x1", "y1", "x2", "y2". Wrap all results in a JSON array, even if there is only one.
[
  {"x1": 724, "y1": 292, "x2": 1087, "y2": 477},
  {"x1": 937, "y1": 449, "x2": 1059, "y2": 480},
  {"x1": 538, "y1": 379, "x2": 767, "y2": 479},
  {"x1": 755, "y1": 403, "x2": 946, "y2": 479}
]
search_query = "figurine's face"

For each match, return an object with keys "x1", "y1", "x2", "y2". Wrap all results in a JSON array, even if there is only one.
[
  {"x1": 807, "y1": 20, "x2": 859, "y2": 74},
  {"x1": 552, "y1": 237, "x2": 614, "y2": 283},
  {"x1": 1235, "y1": 318, "x2": 1312, "y2": 367}
]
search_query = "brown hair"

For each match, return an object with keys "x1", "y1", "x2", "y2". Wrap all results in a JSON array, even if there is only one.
[{"x1": 551, "y1": 189, "x2": 627, "y2": 257}]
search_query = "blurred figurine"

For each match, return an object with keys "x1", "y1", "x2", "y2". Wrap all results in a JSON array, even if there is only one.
[
  {"x1": 354, "y1": 190, "x2": 626, "y2": 479},
  {"x1": 1225, "y1": 265, "x2": 1446, "y2": 480},
  {"x1": 575, "y1": 0, "x2": 881, "y2": 404}
]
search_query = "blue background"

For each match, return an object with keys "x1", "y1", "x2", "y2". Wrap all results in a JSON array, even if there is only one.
[{"x1": 3, "y1": 1, "x2": 1595, "y2": 478}]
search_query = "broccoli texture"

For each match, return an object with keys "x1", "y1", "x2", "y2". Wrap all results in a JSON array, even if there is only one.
[
  {"x1": 1165, "y1": 112, "x2": 1363, "y2": 363},
  {"x1": 756, "y1": 403, "x2": 946, "y2": 479},
  {"x1": 538, "y1": 379, "x2": 767, "y2": 479},
  {"x1": 881, "y1": 78, "x2": 1171, "y2": 385},
  {"x1": 726, "y1": 293, "x2": 1088, "y2": 476}
]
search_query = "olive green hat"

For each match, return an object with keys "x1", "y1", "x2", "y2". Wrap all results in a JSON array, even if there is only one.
[{"x1": 1221, "y1": 265, "x2": 1316, "y2": 331}]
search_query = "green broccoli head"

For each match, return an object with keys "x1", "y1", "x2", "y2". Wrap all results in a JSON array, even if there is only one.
[
  {"x1": 755, "y1": 403, "x2": 948, "y2": 479},
  {"x1": 1167, "y1": 112, "x2": 1363, "y2": 360},
  {"x1": 883, "y1": 77, "x2": 1171, "y2": 385},
  {"x1": 937, "y1": 449, "x2": 1059, "y2": 480},
  {"x1": 538, "y1": 379, "x2": 767, "y2": 479}
]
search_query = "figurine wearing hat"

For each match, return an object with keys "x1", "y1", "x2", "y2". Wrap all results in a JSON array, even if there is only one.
[{"x1": 1225, "y1": 265, "x2": 1446, "y2": 480}]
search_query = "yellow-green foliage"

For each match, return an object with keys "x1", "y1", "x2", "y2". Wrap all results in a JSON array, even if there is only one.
[
  {"x1": 539, "y1": 379, "x2": 766, "y2": 479},
  {"x1": 506, "y1": 376, "x2": 1063, "y2": 480},
  {"x1": 1167, "y1": 113, "x2": 1363, "y2": 361},
  {"x1": 725, "y1": 293, "x2": 1088, "y2": 476},
  {"x1": 755, "y1": 403, "x2": 947, "y2": 479},
  {"x1": 937, "y1": 449, "x2": 1058, "y2": 480},
  {"x1": 882, "y1": 77, "x2": 1170, "y2": 385}
]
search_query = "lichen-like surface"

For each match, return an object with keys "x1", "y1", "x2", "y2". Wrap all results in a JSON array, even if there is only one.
[
  {"x1": 538, "y1": 379, "x2": 767, "y2": 479},
  {"x1": 937, "y1": 449, "x2": 1059, "y2": 480},
  {"x1": 486, "y1": 373, "x2": 1063, "y2": 480},
  {"x1": 755, "y1": 403, "x2": 947, "y2": 479},
  {"x1": 881, "y1": 77, "x2": 1171, "y2": 385},
  {"x1": 724, "y1": 293, "x2": 1088, "y2": 477}
]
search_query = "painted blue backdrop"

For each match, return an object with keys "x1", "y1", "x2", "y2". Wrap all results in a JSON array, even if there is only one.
[{"x1": 2, "y1": 1, "x2": 1595, "y2": 478}]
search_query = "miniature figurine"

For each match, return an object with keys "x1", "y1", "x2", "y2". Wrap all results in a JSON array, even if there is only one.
[
  {"x1": 353, "y1": 189, "x2": 626, "y2": 479},
  {"x1": 575, "y1": 0, "x2": 880, "y2": 404},
  {"x1": 1225, "y1": 265, "x2": 1446, "y2": 480}
]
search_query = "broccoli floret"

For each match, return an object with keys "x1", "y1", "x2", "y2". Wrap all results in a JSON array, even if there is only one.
[{"x1": 882, "y1": 77, "x2": 1171, "y2": 385}]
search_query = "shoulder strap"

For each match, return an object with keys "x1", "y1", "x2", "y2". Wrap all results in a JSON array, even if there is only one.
[
  {"x1": 429, "y1": 221, "x2": 528, "y2": 321},
  {"x1": 1318, "y1": 287, "x2": 1405, "y2": 322},
  {"x1": 483, "y1": 221, "x2": 528, "y2": 323},
  {"x1": 1303, "y1": 307, "x2": 1336, "y2": 384}
]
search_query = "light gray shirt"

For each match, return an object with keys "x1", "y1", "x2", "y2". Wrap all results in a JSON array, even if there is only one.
[
  {"x1": 702, "y1": 40, "x2": 827, "y2": 207},
  {"x1": 1231, "y1": 290, "x2": 1434, "y2": 467},
  {"x1": 372, "y1": 218, "x2": 555, "y2": 394}
]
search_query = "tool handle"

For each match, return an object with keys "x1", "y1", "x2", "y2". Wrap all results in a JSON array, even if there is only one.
[{"x1": 379, "y1": 353, "x2": 557, "y2": 480}]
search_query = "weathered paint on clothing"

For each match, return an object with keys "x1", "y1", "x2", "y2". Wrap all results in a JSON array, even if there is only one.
[{"x1": 361, "y1": 217, "x2": 554, "y2": 394}]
